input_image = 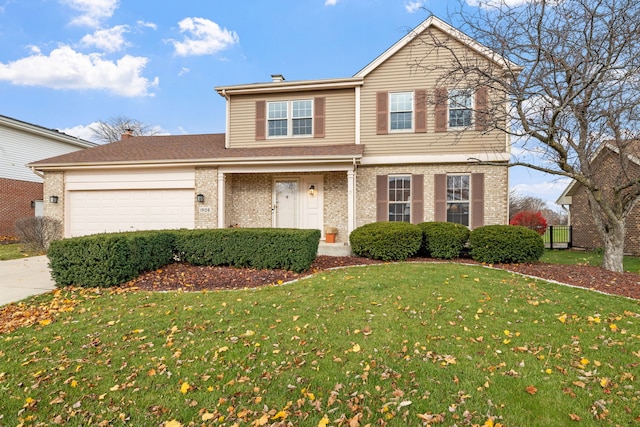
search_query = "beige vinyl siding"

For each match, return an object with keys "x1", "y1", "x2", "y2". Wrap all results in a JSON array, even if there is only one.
[
  {"x1": 227, "y1": 89, "x2": 356, "y2": 148},
  {"x1": 360, "y1": 27, "x2": 507, "y2": 157}
]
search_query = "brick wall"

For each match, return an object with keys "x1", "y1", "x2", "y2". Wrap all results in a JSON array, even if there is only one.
[
  {"x1": 0, "y1": 178, "x2": 43, "y2": 237},
  {"x1": 355, "y1": 164, "x2": 508, "y2": 227},
  {"x1": 195, "y1": 167, "x2": 218, "y2": 229},
  {"x1": 569, "y1": 150, "x2": 640, "y2": 255}
]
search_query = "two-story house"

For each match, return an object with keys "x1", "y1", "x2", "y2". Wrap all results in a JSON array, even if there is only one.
[
  {"x1": 1, "y1": 114, "x2": 96, "y2": 238},
  {"x1": 30, "y1": 16, "x2": 512, "y2": 252}
]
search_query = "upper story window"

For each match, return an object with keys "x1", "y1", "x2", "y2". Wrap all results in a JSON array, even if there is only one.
[
  {"x1": 388, "y1": 175, "x2": 411, "y2": 222},
  {"x1": 389, "y1": 92, "x2": 413, "y2": 131},
  {"x1": 267, "y1": 100, "x2": 313, "y2": 138},
  {"x1": 446, "y1": 174, "x2": 470, "y2": 226},
  {"x1": 449, "y1": 89, "x2": 473, "y2": 128}
]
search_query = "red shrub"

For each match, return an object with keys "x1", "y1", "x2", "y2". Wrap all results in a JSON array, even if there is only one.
[{"x1": 509, "y1": 210, "x2": 547, "y2": 235}]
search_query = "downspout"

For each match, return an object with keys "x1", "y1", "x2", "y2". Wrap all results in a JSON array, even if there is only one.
[
  {"x1": 221, "y1": 89, "x2": 230, "y2": 149},
  {"x1": 30, "y1": 166, "x2": 45, "y2": 179}
]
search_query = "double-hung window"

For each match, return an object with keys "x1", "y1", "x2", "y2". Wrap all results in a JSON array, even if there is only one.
[
  {"x1": 388, "y1": 175, "x2": 411, "y2": 222},
  {"x1": 449, "y1": 89, "x2": 472, "y2": 128},
  {"x1": 267, "y1": 100, "x2": 313, "y2": 137},
  {"x1": 389, "y1": 92, "x2": 413, "y2": 131},
  {"x1": 446, "y1": 175, "x2": 470, "y2": 226}
]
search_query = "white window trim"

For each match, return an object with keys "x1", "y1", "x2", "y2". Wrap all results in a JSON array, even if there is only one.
[
  {"x1": 389, "y1": 91, "x2": 414, "y2": 133},
  {"x1": 388, "y1": 174, "x2": 412, "y2": 223},
  {"x1": 267, "y1": 99, "x2": 314, "y2": 139},
  {"x1": 447, "y1": 89, "x2": 474, "y2": 130},
  {"x1": 446, "y1": 173, "x2": 470, "y2": 226}
]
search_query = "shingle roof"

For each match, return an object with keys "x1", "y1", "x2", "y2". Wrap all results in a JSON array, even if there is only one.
[{"x1": 29, "y1": 133, "x2": 364, "y2": 168}]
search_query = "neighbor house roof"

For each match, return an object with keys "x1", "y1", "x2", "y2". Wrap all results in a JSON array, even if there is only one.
[
  {"x1": 0, "y1": 114, "x2": 96, "y2": 149},
  {"x1": 29, "y1": 133, "x2": 364, "y2": 170},
  {"x1": 556, "y1": 141, "x2": 640, "y2": 205}
]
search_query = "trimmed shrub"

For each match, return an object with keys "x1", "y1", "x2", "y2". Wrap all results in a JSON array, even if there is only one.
[
  {"x1": 418, "y1": 222, "x2": 470, "y2": 259},
  {"x1": 509, "y1": 210, "x2": 548, "y2": 235},
  {"x1": 349, "y1": 222, "x2": 421, "y2": 261},
  {"x1": 174, "y1": 228, "x2": 320, "y2": 273},
  {"x1": 48, "y1": 228, "x2": 321, "y2": 288},
  {"x1": 48, "y1": 230, "x2": 175, "y2": 287},
  {"x1": 469, "y1": 225, "x2": 544, "y2": 264}
]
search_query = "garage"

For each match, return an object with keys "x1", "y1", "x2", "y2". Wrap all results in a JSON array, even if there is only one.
[
  {"x1": 63, "y1": 168, "x2": 196, "y2": 237},
  {"x1": 67, "y1": 189, "x2": 194, "y2": 236}
]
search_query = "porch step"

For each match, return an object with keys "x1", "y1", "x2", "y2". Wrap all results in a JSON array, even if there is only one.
[{"x1": 317, "y1": 242, "x2": 352, "y2": 257}]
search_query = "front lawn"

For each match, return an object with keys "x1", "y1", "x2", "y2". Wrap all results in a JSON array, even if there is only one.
[
  {"x1": 542, "y1": 249, "x2": 640, "y2": 272},
  {"x1": 0, "y1": 263, "x2": 638, "y2": 426},
  {"x1": 0, "y1": 243, "x2": 29, "y2": 260}
]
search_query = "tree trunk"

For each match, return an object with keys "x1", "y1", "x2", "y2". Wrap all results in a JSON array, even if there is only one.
[{"x1": 601, "y1": 219, "x2": 625, "y2": 272}]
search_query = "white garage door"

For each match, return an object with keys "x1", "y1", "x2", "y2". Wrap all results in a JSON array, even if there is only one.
[{"x1": 68, "y1": 189, "x2": 195, "y2": 237}]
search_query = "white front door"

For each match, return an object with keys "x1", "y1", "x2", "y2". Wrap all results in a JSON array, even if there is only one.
[{"x1": 274, "y1": 180, "x2": 298, "y2": 228}]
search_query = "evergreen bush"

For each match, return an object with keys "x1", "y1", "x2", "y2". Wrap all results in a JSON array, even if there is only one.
[
  {"x1": 469, "y1": 225, "x2": 544, "y2": 264},
  {"x1": 418, "y1": 222, "x2": 469, "y2": 259},
  {"x1": 349, "y1": 222, "x2": 421, "y2": 261}
]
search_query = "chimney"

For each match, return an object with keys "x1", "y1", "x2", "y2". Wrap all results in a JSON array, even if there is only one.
[
  {"x1": 121, "y1": 128, "x2": 133, "y2": 140},
  {"x1": 271, "y1": 74, "x2": 285, "y2": 83}
]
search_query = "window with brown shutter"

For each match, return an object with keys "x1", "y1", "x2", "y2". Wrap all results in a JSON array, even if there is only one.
[
  {"x1": 475, "y1": 86, "x2": 488, "y2": 132},
  {"x1": 471, "y1": 173, "x2": 485, "y2": 228},
  {"x1": 314, "y1": 97, "x2": 325, "y2": 138},
  {"x1": 376, "y1": 92, "x2": 388, "y2": 135},
  {"x1": 434, "y1": 174, "x2": 447, "y2": 221},
  {"x1": 415, "y1": 90, "x2": 427, "y2": 133},
  {"x1": 434, "y1": 88, "x2": 448, "y2": 132},
  {"x1": 376, "y1": 175, "x2": 388, "y2": 221},
  {"x1": 411, "y1": 174, "x2": 424, "y2": 223},
  {"x1": 255, "y1": 100, "x2": 266, "y2": 140}
]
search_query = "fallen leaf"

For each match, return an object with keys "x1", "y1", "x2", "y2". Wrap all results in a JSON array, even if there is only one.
[{"x1": 525, "y1": 385, "x2": 537, "y2": 395}]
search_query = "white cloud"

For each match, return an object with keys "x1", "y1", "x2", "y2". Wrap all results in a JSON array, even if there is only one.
[
  {"x1": 512, "y1": 178, "x2": 571, "y2": 203},
  {"x1": 405, "y1": 1, "x2": 425, "y2": 13},
  {"x1": 137, "y1": 20, "x2": 157, "y2": 30},
  {"x1": 170, "y1": 17, "x2": 239, "y2": 57},
  {"x1": 60, "y1": 122, "x2": 101, "y2": 142},
  {"x1": 60, "y1": 0, "x2": 119, "y2": 27},
  {"x1": 324, "y1": 0, "x2": 339, "y2": 5},
  {"x1": 178, "y1": 67, "x2": 190, "y2": 76},
  {"x1": 0, "y1": 45, "x2": 158, "y2": 97},
  {"x1": 80, "y1": 25, "x2": 128, "y2": 52}
]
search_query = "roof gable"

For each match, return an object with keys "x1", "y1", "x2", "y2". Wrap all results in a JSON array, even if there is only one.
[
  {"x1": 0, "y1": 114, "x2": 96, "y2": 149},
  {"x1": 354, "y1": 15, "x2": 519, "y2": 78}
]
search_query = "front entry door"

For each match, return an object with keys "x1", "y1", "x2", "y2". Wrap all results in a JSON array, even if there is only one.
[{"x1": 274, "y1": 180, "x2": 298, "y2": 228}]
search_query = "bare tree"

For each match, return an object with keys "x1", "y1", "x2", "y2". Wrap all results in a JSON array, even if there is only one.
[
  {"x1": 413, "y1": 1, "x2": 640, "y2": 271},
  {"x1": 509, "y1": 191, "x2": 567, "y2": 224},
  {"x1": 90, "y1": 115, "x2": 158, "y2": 144}
]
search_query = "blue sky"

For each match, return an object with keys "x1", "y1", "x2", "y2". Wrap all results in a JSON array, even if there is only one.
[{"x1": 0, "y1": 0, "x2": 568, "y2": 209}]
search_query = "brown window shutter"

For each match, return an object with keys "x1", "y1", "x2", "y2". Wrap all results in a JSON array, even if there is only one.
[
  {"x1": 255, "y1": 100, "x2": 266, "y2": 140},
  {"x1": 471, "y1": 173, "x2": 485, "y2": 228},
  {"x1": 411, "y1": 174, "x2": 424, "y2": 224},
  {"x1": 314, "y1": 97, "x2": 325, "y2": 138},
  {"x1": 376, "y1": 175, "x2": 388, "y2": 221},
  {"x1": 415, "y1": 90, "x2": 427, "y2": 133},
  {"x1": 434, "y1": 88, "x2": 448, "y2": 132},
  {"x1": 434, "y1": 174, "x2": 447, "y2": 221},
  {"x1": 475, "y1": 86, "x2": 488, "y2": 131},
  {"x1": 376, "y1": 92, "x2": 388, "y2": 135}
]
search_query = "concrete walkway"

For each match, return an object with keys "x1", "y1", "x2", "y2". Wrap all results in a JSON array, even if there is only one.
[{"x1": 0, "y1": 256, "x2": 56, "y2": 306}]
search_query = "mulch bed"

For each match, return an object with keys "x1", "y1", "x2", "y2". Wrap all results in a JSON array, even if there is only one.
[{"x1": 126, "y1": 256, "x2": 640, "y2": 300}]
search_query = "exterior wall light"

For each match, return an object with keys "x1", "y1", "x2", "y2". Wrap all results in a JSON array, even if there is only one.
[
  {"x1": 49, "y1": 195, "x2": 59, "y2": 204},
  {"x1": 196, "y1": 194, "x2": 205, "y2": 203},
  {"x1": 308, "y1": 185, "x2": 315, "y2": 196}
]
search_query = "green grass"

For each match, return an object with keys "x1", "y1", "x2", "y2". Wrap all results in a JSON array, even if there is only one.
[
  {"x1": 0, "y1": 243, "x2": 30, "y2": 260},
  {"x1": 542, "y1": 249, "x2": 640, "y2": 273},
  {"x1": 1, "y1": 263, "x2": 638, "y2": 426}
]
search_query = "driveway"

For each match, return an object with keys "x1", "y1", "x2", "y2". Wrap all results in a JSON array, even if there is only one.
[{"x1": 0, "y1": 256, "x2": 56, "y2": 306}]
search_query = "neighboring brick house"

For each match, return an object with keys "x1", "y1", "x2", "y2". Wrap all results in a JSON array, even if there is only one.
[
  {"x1": 0, "y1": 115, "x2": 95, "y2": 237},
  {"x1": 30, "y1": 16, "x2": 513, "y2": 252},
  {"x1": 557, "y1": 142, "x2": 640, "y2": 255}
]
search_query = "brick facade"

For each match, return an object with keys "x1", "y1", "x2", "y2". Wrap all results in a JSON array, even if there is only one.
[
  {"x1": 0, "y1": 178, "x2": 43, "y2": 237},
  {"x1": 569, "y1": 149, "x2": 640, "y2": 255}
]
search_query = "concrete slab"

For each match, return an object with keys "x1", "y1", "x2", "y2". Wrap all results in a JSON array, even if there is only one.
[
  {"x1": 318, "y1": 242, "x2": 352, "y2": 257},
  {"x1": 0, "y1": 256, "x2": 56, "y2": 306}
]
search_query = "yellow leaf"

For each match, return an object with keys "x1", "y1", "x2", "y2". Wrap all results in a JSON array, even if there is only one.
[
  {"x1": 71, "y1": 380, "x2": 78, "y2": 388},
  {"x1": 202, "y1": 413, "x2": 216, "y2": 421},
  {"x1": 254, "y1": 414, "x2": 269, "y2": 426},
  {"x1": 600, "y1": 378, "x2": 610, "y2": 388},
  {"x1": 180, "y1": 382, "x2": 190, "y2": 394},
  {"x1": 318, "y1": 416, "x2": 330, "y2": 427},
  {"x1": 272, "y1": 410, "x2": 287, "y2": 420},
  {"x1": 164, "y1": 420, "x2": 183, "y2": 427},
  {"x1": 39, "y1": 319, "x2": 52, "y2": 326},
  {"x1": 580, "y1": 358, "x2": 589, "y2": 365},
  {"x1": 351, "y1": 344, "x2": 361, "y2": 353},
  {"x1": 558, "y1": 314, "x2": 567, "y2": 323}
]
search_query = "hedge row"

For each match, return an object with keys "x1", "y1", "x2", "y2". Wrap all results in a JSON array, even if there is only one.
[
  {"x1": 349, "y1": 222, "x2": 544, "y2": 263},
  {"x1": 48, "y1": 228, "x2": 320, "y2": 288}
]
